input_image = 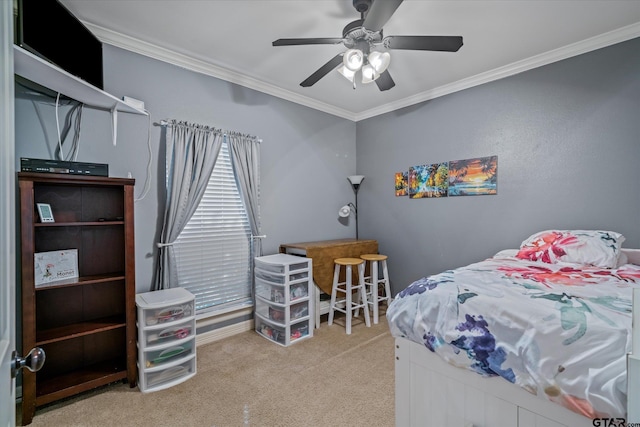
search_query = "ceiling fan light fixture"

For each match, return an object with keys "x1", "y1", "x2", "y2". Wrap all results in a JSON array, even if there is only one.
[
  {"x1": 273, "y1": 0, "x2": 463, "y2": 91},
  {"x1": 369, "y1": 51, "x2": 391, "y2": 74},
  {"x1": 337, "y1": 64, "x2": 356, "y2": 82},
  {"x1": 343, "y1": 48, "x2": 364, "y2": 71},
  {"x1": 361, "y1": 64, "x2": 379, "y2": 84}
]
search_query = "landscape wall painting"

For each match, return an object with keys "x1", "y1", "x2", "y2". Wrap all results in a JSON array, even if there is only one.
[
  {"x1": 396, "y1": 155, "x2": 497, "y2": 198},
  {"x1": 409, "y1": 162, "x2": 449, "y2": 199},
  {"x1": 395, "y1": 172, "x2": 408, "y2": 196},
  {"x1": 448, "y1": 156, "x2": 497, "y2": 196}
]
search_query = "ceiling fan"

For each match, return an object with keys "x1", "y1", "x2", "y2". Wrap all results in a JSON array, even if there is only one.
[{"x1": 272, "y1": 0, "x2": 463, "y2": 91}]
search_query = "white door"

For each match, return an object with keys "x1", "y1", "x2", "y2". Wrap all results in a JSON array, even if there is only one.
[{"x1": 0, "y1": 0, "x2": 16, "y2": 424}]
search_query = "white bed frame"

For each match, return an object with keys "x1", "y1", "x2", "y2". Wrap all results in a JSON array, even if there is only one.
[{"x1": 394, "y1": 249, "x2": 640, "y2": 427}]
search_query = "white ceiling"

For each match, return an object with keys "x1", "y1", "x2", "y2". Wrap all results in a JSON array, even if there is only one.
[{"x1": 59, "y1": 0, "x2": 640, "y2": 121}]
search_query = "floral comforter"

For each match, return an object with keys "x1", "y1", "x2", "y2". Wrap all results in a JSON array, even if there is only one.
[{"x1": 387, "y1": 253, "x2": 640, "y2": 419}]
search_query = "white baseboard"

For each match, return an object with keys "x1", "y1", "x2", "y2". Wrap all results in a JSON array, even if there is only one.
[{"x1": 195, "y1": 319, "x2": 254, "y2": 347}]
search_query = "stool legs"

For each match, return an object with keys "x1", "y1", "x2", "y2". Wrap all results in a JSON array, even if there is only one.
[
  {"x1": 328, "y1": 262, "x2": 370, "y2": 334},
  {"x1": 363, "y1": 259, "x2": 392, "y2": 324},
  {"x1": 370, "y1": 260, "x2": 380, "y2": 324},
  {"x1": 327, "y1": 263, "x2": 340, "y2": 328},
  {"x1": 358, "y1": 262, "x2": 371, "y2": 328},
  {"x1": 381, "y1": 259, "x2": 391, "y2": 307}
]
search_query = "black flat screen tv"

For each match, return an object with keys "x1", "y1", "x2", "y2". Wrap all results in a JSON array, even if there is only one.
[{"x1": 15, "y1": 0, "x2": 104, "y2": 90}]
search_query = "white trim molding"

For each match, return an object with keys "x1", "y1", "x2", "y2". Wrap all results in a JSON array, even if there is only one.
[
  {"x1": 87, "y1": 21, "x2": 640, "y2": 123},
  {"x1": 196, "y1": 319, "x2": 254, "y2": 347},
  {"x1": 86, "y1": 22, "x2": 358, "y2": 121},
  {"x1": 194, "y1": 306, "x2": 254, "y2": 347}
]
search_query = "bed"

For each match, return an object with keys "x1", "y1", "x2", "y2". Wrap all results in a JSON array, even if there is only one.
[{"x1": 387, "y1": 230, "x2": 640, "y2": 427}]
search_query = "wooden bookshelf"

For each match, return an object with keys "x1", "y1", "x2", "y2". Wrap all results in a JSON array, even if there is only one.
[{"x1": 18, "y1": 172, "x2": 137, "y2": 425}]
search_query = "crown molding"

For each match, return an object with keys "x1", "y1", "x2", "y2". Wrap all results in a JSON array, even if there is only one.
[
  {"x1": 86, "y1": 21, "x2": 640, "y2": 123},
  {"x1": 85, "y1": 22, "x2": 358, "y2": 121},
  {"x1": 354, "y1": 22, "x2": 640, "y2": 121}
]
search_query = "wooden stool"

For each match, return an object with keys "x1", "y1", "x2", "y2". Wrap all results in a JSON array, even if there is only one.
[
  {"x1": 328, "y1": 258, "x2": 371, "y2": 334},
  {"x1": 360, "y1": 254, "x2": 392, "y2": 324}
]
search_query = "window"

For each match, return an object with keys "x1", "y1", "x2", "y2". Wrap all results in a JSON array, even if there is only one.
[{"x1": 172, "y1": 139, "x2": 253, "y2": 314}]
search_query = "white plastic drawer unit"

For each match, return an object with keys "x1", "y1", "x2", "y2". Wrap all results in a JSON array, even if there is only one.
[
  {"x1": 143, "y1": 357, "x2": 196, "y2": 390},
  {"x1": 255, "y1": 315, "x2": 311, "y2": 347},
  {"x1": 254, "y1": 255, "x2": 309, "y2": 275},
  {"x1": 136, "y1": 287, "x2": 197, "y2": 393},
  {"x1": 142, "y1": 301, "x2": 193, "y2": 326},
  {"x1": 254, "y1": 267, "x2": 308, "y2": 284},
  {"x1": 253, "y1": 254, "x2": 314, "y2": 346},
  {"x1": 254, "y1": 299, "x2": 310, "y2": 325},
  {"x1": 255, "y1": 276, "x2": 310, "y2": 304},
  {"x1": 143, "y1": 337, "x2": 195, "y2": 368},
  {"x1": 142, "y1": 317, "x2": 194, "y2": 347}
]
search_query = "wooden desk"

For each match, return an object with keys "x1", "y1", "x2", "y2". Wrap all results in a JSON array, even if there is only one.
[{"x1": 279, "y1": 238, "x2": 378, "y2": 327}]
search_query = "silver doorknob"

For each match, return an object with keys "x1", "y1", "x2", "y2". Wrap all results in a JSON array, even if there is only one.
[{"x1": 11, "y1": 347, "x2": 45, "y2": 378}]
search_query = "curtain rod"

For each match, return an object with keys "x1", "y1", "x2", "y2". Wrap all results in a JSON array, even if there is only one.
[{"x1": 154, "y1": 119, "x2": 262, "y2": 143}]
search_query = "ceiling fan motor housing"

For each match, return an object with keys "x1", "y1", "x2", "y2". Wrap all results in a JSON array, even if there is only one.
[
  {"x1": 342, "y1": 19, "x2": 383, "y2": 50},
  {"x1": 272, "y1": 0, "x2": 462, "y2": 91}
]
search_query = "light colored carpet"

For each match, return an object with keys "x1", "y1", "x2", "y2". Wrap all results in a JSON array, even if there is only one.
[{"x1": 22, "y1": 315, "x2": 395, "y2": 427}]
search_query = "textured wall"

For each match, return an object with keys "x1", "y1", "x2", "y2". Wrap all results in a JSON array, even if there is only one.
[
  {"x1": 15, "y1": 45, "x2": 357, "y2": 293},
  {"x1": 15, "y1": 38, "x2": 640, "y2": 297},
  {"x1": 356, "y1": 37, "x2": 640, "y2": 294}
]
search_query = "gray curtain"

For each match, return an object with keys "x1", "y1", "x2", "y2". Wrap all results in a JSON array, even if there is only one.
[
  {"x1": 154, "y1": 120, "x2": 223, "y2": 290},
  {"x1": 227, "y1": 132, "x2": 263, "y2": 257}
]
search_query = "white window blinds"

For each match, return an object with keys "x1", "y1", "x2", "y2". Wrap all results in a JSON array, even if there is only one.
[{"x1": 172, "y1": 139, "x2": 253, "y2": 313}]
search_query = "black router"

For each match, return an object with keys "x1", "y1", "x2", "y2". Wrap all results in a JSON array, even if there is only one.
[{"x1": 20, "y1": 157, "x2": 109, "y2": 177}]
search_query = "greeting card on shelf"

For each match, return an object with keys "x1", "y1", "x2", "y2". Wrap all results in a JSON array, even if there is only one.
[{"x1": 34, "y1": 249, "x2": 79, "y2": 287}]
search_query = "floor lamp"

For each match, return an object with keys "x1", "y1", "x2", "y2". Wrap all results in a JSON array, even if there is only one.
[{"x1": 346, "y1": 175, "x2": 364, "y2": 239}]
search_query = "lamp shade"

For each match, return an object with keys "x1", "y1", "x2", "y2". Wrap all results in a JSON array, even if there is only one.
[
  {"x1": 338, "y1": 205, "x2": 351, "y2": 217},
  {"x1": 361, "y1": 64, "x2": 378, "y2": 84},
  {"x1": 347, "y1": 175, "x2": 365, "y2": 186},
  {"x1": 368, "y1": 51, "x2": 391, "y2": 74},
  {"x1": 343, "y1": 49, "x2": 364, "y2": 71},
  {"x1": 337, "y1": 64, "x2": 356, "y2": 82}
]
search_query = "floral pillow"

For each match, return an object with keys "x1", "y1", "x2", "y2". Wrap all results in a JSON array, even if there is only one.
[{"x1": 515, "y1": 230, "x2": 625, "y2": 268}]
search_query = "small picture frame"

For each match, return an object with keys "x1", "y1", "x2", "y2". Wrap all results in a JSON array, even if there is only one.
[{"x1": 36, "y1": 203, "x2": 55, "y2": 223}]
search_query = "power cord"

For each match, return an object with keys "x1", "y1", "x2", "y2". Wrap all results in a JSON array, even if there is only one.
[
  {"x1": 135, "y1": 109, "x2": 153, "y2": 202},
  {"x1": 54, "y1": 92, "x2": 82, "y2": 161},
  {"x1": 23, "y1": 83, "x2": 151, "y2": 201}
]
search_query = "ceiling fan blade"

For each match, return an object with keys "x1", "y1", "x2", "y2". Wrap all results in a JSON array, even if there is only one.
[
  {"x1": 363, "y1": 0, "x2": 404, "y2": 32},
  {"x1": 300, "y1": 54, "x2": 344, "y2": 87},
  {"x1": 273, "y1": 38, "x2": 343, "y2": 47},
  {"x1": 385, "y1": 36, "x2": 463, "y2": 52},
  {"x1": 375, "y1": 70, "x2": 395, "y2": 91}
]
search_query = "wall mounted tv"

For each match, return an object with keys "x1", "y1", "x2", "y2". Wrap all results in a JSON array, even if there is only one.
[{"x1": 15, "y1": 0, "x2": 103, "y2": 90}]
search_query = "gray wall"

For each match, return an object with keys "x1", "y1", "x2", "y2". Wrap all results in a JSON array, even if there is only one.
[
  {"x1": 15, "y1": 38, "x2": 640, "y2": 298},
  {"x1": 356, "y1": 37, "x2": 640, "y2": 295},
  {"x1": 15, "y1": 45, "x2": 357, "y2": 293}
]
